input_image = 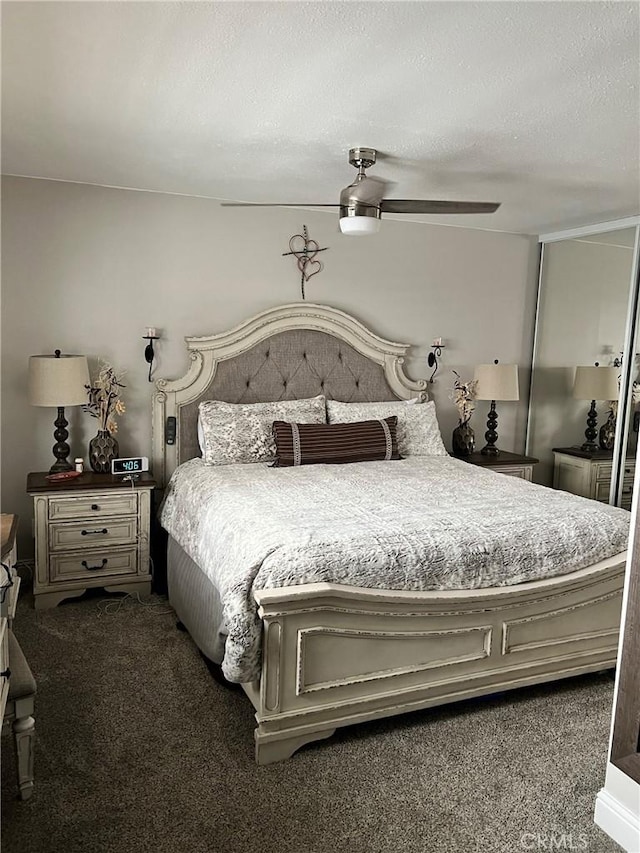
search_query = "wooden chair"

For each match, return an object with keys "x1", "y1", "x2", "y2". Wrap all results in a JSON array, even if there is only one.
[{"x1": 3, "y1": 630, "x2": 36, "y2": 800}]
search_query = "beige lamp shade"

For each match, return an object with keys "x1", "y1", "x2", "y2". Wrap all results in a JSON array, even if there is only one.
[
  {"x1": 473, "y1": 363, "x2": 519, "y2": 402},
  {"x1": 28, "y1": 353, "x2": 90, "y2": 407},
  {"x1": 572, "y1": 365, "x2": 619, "y2": 401}
]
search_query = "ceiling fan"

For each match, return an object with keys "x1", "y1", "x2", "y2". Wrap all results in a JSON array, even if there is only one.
[{"x1": 222, "y1": 147, "x2": 501, "y2": 235}]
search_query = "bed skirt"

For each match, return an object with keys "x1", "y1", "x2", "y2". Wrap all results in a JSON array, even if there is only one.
[{"x1": 167, "y1": 535, "x2": 226, "y2": 665}]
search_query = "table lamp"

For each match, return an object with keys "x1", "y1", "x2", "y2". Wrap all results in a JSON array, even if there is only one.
[
  {"x1": 28, "y1": 350, "x2": 90, "y2": 473},
  {"x1": 572, "y1": 364, "x2": 619, "y2": 453},
  {"x1": 473, "y1": 360, "x2": 520, "y2": 456}
]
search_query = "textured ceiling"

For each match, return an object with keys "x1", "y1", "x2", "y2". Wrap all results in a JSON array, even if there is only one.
[{"x1": 2, "y1": 1, "x2": 639, "y2": 235}]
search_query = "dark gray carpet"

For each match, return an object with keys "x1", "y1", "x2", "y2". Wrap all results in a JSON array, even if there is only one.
[{"x1": 1, "y1": 588, "x2": 621, "y2": 853}]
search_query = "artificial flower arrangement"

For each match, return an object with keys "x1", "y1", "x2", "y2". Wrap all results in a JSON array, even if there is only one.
[
  {"x1": 451, "y1": 370, "x2": 478, "y2": 425},
  {"x1": 83, "y1": 362, "x2": 126, "y2": 434},
  {"x1": 607, "y1": 381, "x2": 640, "y2": 419}
]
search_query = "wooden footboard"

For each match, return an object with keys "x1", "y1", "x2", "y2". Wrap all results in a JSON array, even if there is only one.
[{"x1": 242, "y1": 554, "x2": 626, "y2": 764}]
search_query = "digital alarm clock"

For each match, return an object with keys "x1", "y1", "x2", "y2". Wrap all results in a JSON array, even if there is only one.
[{"x1": 111, "y1": 457, "x2": 149, "y2": 476}]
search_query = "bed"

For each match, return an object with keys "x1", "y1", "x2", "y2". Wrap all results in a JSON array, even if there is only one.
[{"x1": 152, "y1": 302, "x2": 629, "y2": 764}]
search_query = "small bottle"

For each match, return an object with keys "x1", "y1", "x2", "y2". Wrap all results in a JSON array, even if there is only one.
[{"x1": 74, "y1": 458, "x2": 84, "y2": 473}]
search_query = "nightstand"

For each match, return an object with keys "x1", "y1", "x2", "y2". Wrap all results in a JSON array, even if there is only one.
[
  {"x1": 455, "y1": 450, "x2": 539, "y2": 481},
  {"x1": 1, "y1": 513, "x2": 36, "y2": 801},
  {"x1": 1, "y1": 514, "x2": 19, "y2": 716},
  {"x1": 552, "y1": 447, "x2": 635, "y2": 510},
  {"x1": 1, "y1": 514, "x2": 20, "y2": 629},
  {"x1": 26, "y1": 472, "x2": 156, "y2": 609}
]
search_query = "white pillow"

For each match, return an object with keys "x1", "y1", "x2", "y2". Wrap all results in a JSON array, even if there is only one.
[
  {"x1": 198, "y1": 395, "x2": 327, "y2": 465},
  {"x1": 326, "y1": 399, "x2": 448, "y2": 457}
]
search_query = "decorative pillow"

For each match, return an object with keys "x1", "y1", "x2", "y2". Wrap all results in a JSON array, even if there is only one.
[
  {"x1": 199, "y1": 395, "x2": 327, "y2": 465},
  {"x1": 272, "y1": 417, "x2": 400, "y2": 467},
  {"x1": 326, "y1": 399, "x2": 448, "y2": 457}
]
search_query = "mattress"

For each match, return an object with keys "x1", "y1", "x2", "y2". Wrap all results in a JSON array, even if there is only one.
[{"x1": 160, "y1": 456, "x2": 630, "y2": 682}]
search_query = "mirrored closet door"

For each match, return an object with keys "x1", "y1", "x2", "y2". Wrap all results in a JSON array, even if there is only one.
[{"x1": 527, "y1": 222, "x2": 640, "y2": 508}]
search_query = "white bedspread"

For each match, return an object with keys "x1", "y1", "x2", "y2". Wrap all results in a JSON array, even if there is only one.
[{"x1": 159, "y1": 456, "x2": 630, "y2": 682}]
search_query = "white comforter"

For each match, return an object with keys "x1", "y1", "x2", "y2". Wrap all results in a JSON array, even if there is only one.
[{"x1": 159, "y1": 456, "x2": 629, "y2": 682}]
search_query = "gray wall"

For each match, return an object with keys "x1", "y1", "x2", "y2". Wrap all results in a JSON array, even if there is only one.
[{"x1": 1, "y1": 176, "x2": 539, "y2": 553}]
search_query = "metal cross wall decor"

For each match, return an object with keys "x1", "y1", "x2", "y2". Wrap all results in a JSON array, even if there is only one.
[{"x1": 283, "y1": 225, "x2": 329, "y2": 299}]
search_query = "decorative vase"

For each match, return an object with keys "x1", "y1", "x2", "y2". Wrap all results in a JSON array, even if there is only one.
[
  {"x1": 599, "y1": 412, "x2": 616, "y2": 451},
  {"x1": 452, "y1": 421, "x2": 475, "y2": 457},
  {"x1": 89, "y1": 430, "x2": 119, "y2": 473}
]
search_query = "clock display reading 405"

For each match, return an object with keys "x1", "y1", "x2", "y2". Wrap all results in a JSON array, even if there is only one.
[{"x1": 111, "y1": 457, "x2": 149, "y2": 475}]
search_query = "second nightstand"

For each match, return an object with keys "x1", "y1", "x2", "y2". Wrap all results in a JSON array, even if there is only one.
[
  {"x1": 552, "y1": 447, "x2": 635, "y2": 510},
  {"x1": 27, "y1": 471, "x2": 156, "y2": 609},
  {"x1": 455, "y1": 450, "x2": 539, "y2": 481}
]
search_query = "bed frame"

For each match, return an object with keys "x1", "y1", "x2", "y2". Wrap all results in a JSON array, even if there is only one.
[{"x1": 153, "y1": 302, "x2": 626, "y2": 764}]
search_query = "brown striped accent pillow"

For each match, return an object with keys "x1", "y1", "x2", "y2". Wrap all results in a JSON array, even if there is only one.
[{"x1": 272, "y1": 417, "x2": 400, "y2": 467}]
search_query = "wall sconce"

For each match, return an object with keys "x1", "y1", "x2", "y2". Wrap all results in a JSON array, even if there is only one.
[
  {"x1": 427, "y1": 338, "x2": 445, "y2": 383},
  {"x1": 143, "y1": 327, "x2": 160, "y2": 382}
]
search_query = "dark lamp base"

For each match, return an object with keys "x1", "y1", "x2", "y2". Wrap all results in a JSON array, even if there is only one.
[
  {"x1": 50, "y1": 406, "x2": 73, "y2": 474},
  {"x1": 480, "y1": 445, "x2": 500, "y2": 456},
  {"x1": 49, "y1": 458, "x2": 73, "y2": 474},
  {"x1": 582, "y1": 400, "x2": 598, "y2": 455},
  {"x1": 481, "y1": 401, "x2": 500, "y2": 457}
]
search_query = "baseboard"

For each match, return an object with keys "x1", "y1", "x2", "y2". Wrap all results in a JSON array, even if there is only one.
[{"x1": 594, "y1": 788, "x2": 640, "y2": 852}]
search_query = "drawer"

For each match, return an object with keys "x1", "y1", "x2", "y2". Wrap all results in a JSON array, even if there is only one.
[
  {"x1": 0, "y1": 619, "x2": 9, "y2": 717},
  {"x1": 0, "y1": 540, "x2": 18, "y2": 620},
  {"x1": 49, "y1": 546, "x2": 138, "y2": 583},
  {"x1": 0, "y1": 567, "x2": 14, "y2": 620},
  {"x1": 0, "y1": 575, "x2": 21, "y2": 623},
  {"x1": 49, "y1": 518, "x2": 138, "y2": 551},
  {"x1": 621, "y1": 480, "x2": 634, "y2": 510},
  {"x1": 594, "y1": 481, "x2": 613, "y2": 502},
  {"x1": 490, "y1": 465, "x2": 532, "y2": 480},
  {"x1": 593, "y1": 462, "x2": 612, "y2": 483},
  {"x1": 0, "y1": 619, "x2": 8, "y2": 677},
  {"x1": 593, "y1": 462, "x2": 634, "y2": 483},
  {"x1": 594, "y1": 478, "x2": 634, "y2": 504},
  {"x1": 7, "y1": 576, "x2": 20, "y2": 622},
  {"x1": 48, "y1": 492, "x2": 138, "y2": 521}
]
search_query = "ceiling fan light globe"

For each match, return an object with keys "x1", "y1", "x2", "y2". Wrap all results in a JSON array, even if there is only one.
[{"x1": 339, "y1": 216, "x2": 381, "y2": 236}]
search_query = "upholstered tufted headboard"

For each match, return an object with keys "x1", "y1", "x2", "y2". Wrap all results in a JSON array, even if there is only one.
[{"x1": 152, "y1": 303, "x2": 427, "y2": 486}]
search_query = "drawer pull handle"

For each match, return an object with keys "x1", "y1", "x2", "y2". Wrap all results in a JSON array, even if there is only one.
[
  {"x1": 81, "y1": 559, "x2": 108, "y2": 571},
  {"x1": 81, "y1": 528, "x2": 108, "y2": 536},
  {"x1": 0, "y1": 668, "x2": 11, "y2": 680},
  {"x1": 91, "y1": 504, "x2": 99, "y2": 511}
]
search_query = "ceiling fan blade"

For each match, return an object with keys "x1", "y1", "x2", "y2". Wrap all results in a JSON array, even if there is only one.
[
  {"x1": 221, "y1": 202, "x2": 340, "y2": 207},
  {"x1": 380, "y1": 200, "x2": 501, "y2": 215}
]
